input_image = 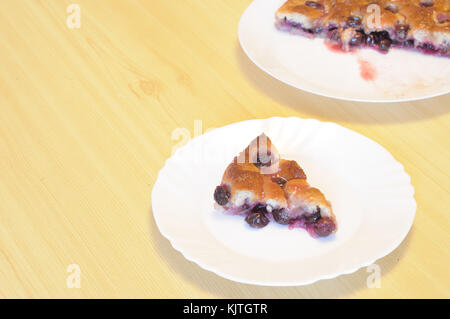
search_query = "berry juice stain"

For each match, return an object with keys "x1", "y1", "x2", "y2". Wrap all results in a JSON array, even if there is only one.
[
  {"x1": 324, "y1": 41, "x2": 347, "y2": 54},
  {"x1": 358, "y1": 59, "x2": 377, "y2": 81},
  {"x1": 325, "y1": 41, "x2": 343, "y2": 53},
  {"x1": 324, "y1": 41, "x2": 357, "y2": 54}
]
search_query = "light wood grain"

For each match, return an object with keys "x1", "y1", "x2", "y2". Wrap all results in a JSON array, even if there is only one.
[{"x1": 0, "y1": 0, "x2": 448, "y2": 298}]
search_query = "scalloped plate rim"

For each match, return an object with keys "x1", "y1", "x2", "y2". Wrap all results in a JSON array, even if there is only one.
[{"x1": 151, "y1": 117, "x2": 416, "y2": 286}]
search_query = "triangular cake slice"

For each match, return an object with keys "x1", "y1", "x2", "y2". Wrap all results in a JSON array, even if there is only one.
[{"x1": 213, "y1": 133, "x2": 337, "y2": 238}]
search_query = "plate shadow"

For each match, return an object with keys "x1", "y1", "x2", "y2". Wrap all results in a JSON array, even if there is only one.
[{"x1": 235, "y1": 44, "x2": 450, "y2": 124}]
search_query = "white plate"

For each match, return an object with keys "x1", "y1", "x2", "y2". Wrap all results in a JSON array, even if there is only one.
[
  {"x1": 152, "y1": 117, "x2": 416, "y2": 286},
  {"x1": 238, "y1": 0, "x2": 450, "y2": 102}
]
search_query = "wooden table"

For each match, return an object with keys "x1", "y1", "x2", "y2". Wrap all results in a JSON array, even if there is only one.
[{"x1": 0, "y1": 0, "x2": 448, "y2": 298}]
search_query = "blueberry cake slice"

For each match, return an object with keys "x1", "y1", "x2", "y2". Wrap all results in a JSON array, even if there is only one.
[
  {"x1": 276, "y1": 0, "x2": 450, "y2": 57},
  {"x1": 213, "y1": 134, "x2": 337, "y2": 238}
]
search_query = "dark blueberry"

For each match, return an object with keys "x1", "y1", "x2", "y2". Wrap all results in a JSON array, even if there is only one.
[
  {"x1": 350, "y1": 31, "x2": 364, "y2": 46},
  {"x1": 420, "y1": 0, "x2": 434, "y2": 7},
  {"x1": 313, "y1": 217, "x2": 336, "y2": 237},
  {"x1": 252, "y1": 204, "x2": 268, "y2": 215},
  {"x1": 271, "y1": 176, "x2": 287, "y2": 187},
  {"x1": 370, "y1": 31, "x2": 389, "y2": 45},
  {"x1": 378, "y1": 39, "x2": 392, "y2": 52},
  {"x1": 245, "y1": 211, "x2": 270, "y2": 228},
  {"x1": 440, "y1": 46, "x2": 448, "y2": 55},
  {"x1": 371, "y1": 32, "x2": 381, "y2": 44},
  {"x1": 305, "y1": 208, "x2": 321, "y2": 224},
  {"x1": 347, "y1": 16, "x2": 362, "y2": 28},
  {"x1": 328, "y1": 29, "x2": 341, "y2": 42},
  {"x1": 403, "y1": 39, "x2": 415, "y2": 48},
  {"x1": 420, "y1": 43, "x2": 437, "y2": 52},
  {"x1": 379, "y1": 31, "x2": 390, "y2": 40},
  {"x1": 214, "y1": 185, "x2": 230, "y2": 206},
  {"x1": 313, "y1": 26, "x2": 323, "y2": 34},
  {"x1": 395, "y1": 24, "x2": 410, "y2": 40},
  {"x1": 305, "y1": 1, "x2": 323, "y2": 9},
  {"x1": 365, "y1": 33, "x2": 376, "y2": 47},
  {"x1": 272, "y1": 208, "x2": 290, "y2": 225}
]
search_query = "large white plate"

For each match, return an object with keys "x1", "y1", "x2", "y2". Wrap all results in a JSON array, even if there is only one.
[
  {"x1": 238, "y1": 0, "x2": 450, "y2": 102},
  {"x1": 152, "y1": 117, "x2": 416, "y2": 286}
]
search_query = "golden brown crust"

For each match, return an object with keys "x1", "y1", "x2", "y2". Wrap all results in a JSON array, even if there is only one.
[
  {"x1": 284, "y1": 179, "x2": 335, "y2": 221},
  {"x1": 284, "y1": 180, "x2": 330, "y2": 210},
  {"x1": 284, "y1": 178, "x2": 310, "y2": 193},
  {"x1": 222, "y1": 162, "x2": 263, "y2": 201},
  {"x1": 220, "y1": 134, "x2": 334, "y2": 221},
  {"x1": 277, "y1": 0, "x2": 326, "y2": 20},
  {"x1": 277, "y1": 159, "x2": 307, "y2": 181},
  {"x1": 277, "y1": 0, "x2": 449, "y2": 30}
]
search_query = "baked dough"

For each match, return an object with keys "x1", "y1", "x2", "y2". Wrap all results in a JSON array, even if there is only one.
[
  {"x1": 276, "y1": 0, "x2": 449, "y2": 56},
  {"x1": 214, "y1": 133, "x2": 337, "y2": 238}
]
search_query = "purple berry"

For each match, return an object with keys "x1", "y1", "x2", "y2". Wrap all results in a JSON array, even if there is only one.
[
  {"x1": 350, "y1": 31, "x2": 364, "y2": 46},
  {"x1": 347, "y1": 16, "x2": 362, "y2": 28},
  {"x1": 245, "y1": 211, "x2": 269, "y2": 228},
  {"x1": 379, "y1": 31, "x2": 390, "y2": 41},
  {"x1": 313, "y1": 217, "x2": 336, "y2": 237},
  {"x1": 403, "y1": 39, "x2": 415, "y2": 48},
  {"x1": 214, "y1": 185, "x2": 230, "y2": 206},
  {"x1": 420, "y1": 43, "x2": 436, "y2": 52},
  {"x1": 313, "y1": 26, "x2": 323, "y2": 34},
  {"x1": 365, "y1": 33, "x2": 376, "y2": 46},
  {"x1": 328, "y1": 28, "x2": 341, "y2": 42},
  {"x1": 420, "y1": 0, "x2": 434, "y2": 7},
  {"x1": 379, "y1": 39, "x2": 392, "y2": 52},
  {"x1": 252, "y1": 204, "x2": 268, "y2": 215},
  {"x1": 272, "y1": 209, "x2": 290, "y2": 225}
]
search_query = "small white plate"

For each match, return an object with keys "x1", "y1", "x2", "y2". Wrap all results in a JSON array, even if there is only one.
[
  {"x1": 152, "y1": 117, "x2": 416, "y2": 286},
  {"x1": 238, "y1": 0, "x2": 450, "y2": 102}
]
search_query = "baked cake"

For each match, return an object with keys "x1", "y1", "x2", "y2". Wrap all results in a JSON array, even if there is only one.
[
  {"x1": 275, "y1": 0, "x2": 450, "y2": 56},
  {"x1": 213, "y1": 134, "x2": 337, "y2": 238}
]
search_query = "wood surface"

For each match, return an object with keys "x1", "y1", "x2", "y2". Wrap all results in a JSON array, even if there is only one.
[{"x1": 0, "y1": 0, "x2": 448, "y2": 298}]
